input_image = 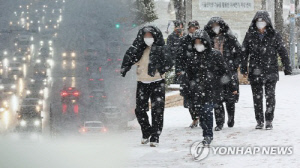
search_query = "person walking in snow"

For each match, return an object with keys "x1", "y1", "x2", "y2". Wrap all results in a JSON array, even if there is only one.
[
  {"x1": 241, "y1": 11, "x2": 292, "y2": 130},
  {"x1": 176, "y1": 20, "x2": 201, "y2": 128},
  {"x1": 121, "y1": 25, "x2": 173, "y2": 147},
  {"x1": 204, "y1": 17, "x2": 242, "y2": 131},
  {"x1": 167, "y1": 20, "x2": 184, "y2": 84},
  {"x1": 186, "y1": 30, "x2": 238, "y2": 146}
]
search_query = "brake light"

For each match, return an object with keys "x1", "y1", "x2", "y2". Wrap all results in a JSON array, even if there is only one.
[
  {"x1": 68, "y1": 87, "x2": 72, "y2": 90},
  {"x1": 117, "y1": 59, "x2": 122, "y2": 61},
  {"x1": 89, "y1": 96, "x2": 94, "y2": 98},
  {"x1": 89, "y1": 78, "x2": 94, "y2": 81},
  {"x1": 102, "y1": 127, "x2": 107, "y2": 132},
  {"x1": 99, "y1": 67, "x2": 102, "y2": 72},
  {"x1": 61, "y1": 91, "x2": 68, "y2": 96},
  {"x1": 73, "y1": 91, "x2": 79, "y2": 96},
  {"x1": 86, "y1": 67, "x2": 89, "y2": 71},
  {"x1": 102, "y1": 96, "x2": 106, "y2": 98},
  {"x1": 98, "y1": 79, "x2": 103, "y2": 81},
  {"x1": 107, "y1": 58, "x2": 112, "y2": 61}
]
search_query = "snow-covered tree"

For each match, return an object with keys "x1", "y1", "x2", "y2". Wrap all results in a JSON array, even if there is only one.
[{"x1": 132, "y1": 0, "x2": 158, "y2": 25}]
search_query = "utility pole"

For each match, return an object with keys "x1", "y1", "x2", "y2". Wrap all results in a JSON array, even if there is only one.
[
  {"x1": 290, "y1": 0, "x2": 296, "y2": 71},
  {"x1": 185, "y1": 0, "x2": 192, "y2": 29}
]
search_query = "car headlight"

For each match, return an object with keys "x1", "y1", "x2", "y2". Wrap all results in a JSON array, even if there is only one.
[
  {"x1": 11, "y1": 85, "x2": 16, "y2": 89},
  {"x1": 38, "y1": 100, "x2": 43, "y2": 105},
  {"x1": 62, "y1": 53, "x2": 66, "y2": 57},
  {"x1": 34, "y1": 120, "x2": 40, "y2": 126},
  {"x1": 39, "y1": 90, "x2": 44, "y2": 94},
  {"x1": 36, "y1": 59, "x2": 41, "y2": 63},
  {"x1": 22, "y1": 57, "x2": 26, "y2": 60},
  {"x1": 31, "y1": 79, "x2": 35, "y2": 82},
  {"x1": 20, "y1": 120, "x2": 27, "y2": 127},
  {"x1": 18, "y1": 67, "x2": 22, "y2": 70},
  {"x1": 71, "y1": 53, "x2": 76, "y2": 57},
  {"x1": 13, "y1": 57, "x2": 17, "y2": 61},
  {"x1": 0, "y1": 108, "x2": 5, "y2": 112},
  {"x1": 0, "y1": 85, "x2": 4, "y2": 89}
]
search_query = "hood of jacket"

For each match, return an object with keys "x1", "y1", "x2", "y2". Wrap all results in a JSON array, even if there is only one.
[
  {"x1": 192, "y1": 30, "x2": 212, "y2": 52},
  {"x1": 246, "y1": 10, "x2": 275, "y2": 35},
  {"x1": 204, "y1": 17, "x2": 230, "y2": 38}
]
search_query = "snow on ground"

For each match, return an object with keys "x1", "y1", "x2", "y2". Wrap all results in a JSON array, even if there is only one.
[
  {"x1": 0, "y1": 72, "x2": 299, "y2": 168},
  {"x1": 126, "y1": 72, "x2": 300, "y2": 168}
]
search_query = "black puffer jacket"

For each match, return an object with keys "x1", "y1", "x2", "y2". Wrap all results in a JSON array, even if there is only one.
[
  {"x1": 204, "y1": 17, "x2": 242, "y2": 103},
  {"x1": 186, "y1": 30, "x2": 237, "y2": 105},
  {"x1": 241, "y1": 11, "x2": 292, "y2": 83},
  {"x1": 175, "y1": 34, "x2": 194, "y2": 108},
  {"x1": 121, "y1": 26, "x2": 173, "y2": 77},
  {"x1": 167, "y1": 31, "x2": 181, "y2": 59}
]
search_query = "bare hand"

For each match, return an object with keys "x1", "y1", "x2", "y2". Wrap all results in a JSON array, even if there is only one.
[
  {"x1": 233, "y1": 91, "x2": 238, "y2": 95},
  {"x1": 243, "y1": 74, "x2": 248, "y2": 78},
  {"x1": 177, "y1": 72, "x2": 182, "y2": 76}
]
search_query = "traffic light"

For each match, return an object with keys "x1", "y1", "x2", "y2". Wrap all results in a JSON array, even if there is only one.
[
  {"x1": 132, "y1": 23, "x2": 137, "y2": 28},
  {"x1": 115, "y1": 23, "x2": 120, "y2": 29}
]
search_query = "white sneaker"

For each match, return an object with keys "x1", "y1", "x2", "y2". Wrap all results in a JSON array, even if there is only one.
[
  {"x1": 141, "y1": 138, "x2": 149, "y2": 144},
  {"x1": 150, "y1": 142, "x2": 159, "y2": 147}
]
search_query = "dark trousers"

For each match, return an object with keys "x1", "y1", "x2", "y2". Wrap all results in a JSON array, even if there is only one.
[
  {"x1": 189, "y1": 107, "x2": 199, "y2": 121},
  {"x1": 135, "y1": 79, "x2": 165, "y2": 143},
  {"x1": 214, "y1": 101, "x2": 235, "y2": 127},
  {"x1": 195, "y1": 102, "x2": 214, "y2": 138},
  {"x1": 250, "y1": 80, "x2": 277, "y2": 124}
]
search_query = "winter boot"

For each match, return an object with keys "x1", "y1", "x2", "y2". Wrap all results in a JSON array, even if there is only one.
[
  {"x1": 189, "y1": 119, "x2": 199, "y2": 129},
  {"x1": 255, "y1": 122, "x2": 264, "y2": 129},
  {"x1": 265, "y1": 121, "x2": 273, "y2": 130},
  {"x1": 202, "y1": 136, "x2": 213, "y2": 146},
  {"x1": 214, "y1": 125, "x2": 223, "y2": 131},
  {"x1": 227, "y1": 116, "x2": 235, "y2": 127},
  {"x1": 141, "y1": 138, "x2": 150, "y2": 144}
]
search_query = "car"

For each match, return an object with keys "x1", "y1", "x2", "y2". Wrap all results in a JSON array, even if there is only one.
[
  {"x1": 16, "y1": 105, "x2": 42, "y2": 133},
  {"x1": 84, "y1": 48, "x2": 98, "y2": 61},
  {"x1": 33, "y1": 63, "x2": 47, "y2": 78},
  {"x1": 79, "y1": 121, "x2": 107, "y2": 134},
  {"x1": 88, "y1": 72, "x2": 104, "y2": 88},
  {"x1": 61, "y1": 87, "x2": 80, "y2": 102},
  {"x1": 39, "y1": 47, "x2": 52, "y2": 57},
  {"x1": 13, "y1": 52, "x2": 27, "y2": 63},
  {"x1": 22, "y1": 97, "x2": 43, "y2": 111},
  {"x1": 0, "y1": 78, "x2": 17, "y2": 94},
  {"x1": 89, "y1": 89, "x2": 107, "y2": 106},
  {"x1": 8, "y1": 62, "x2": 23, "y2": 77},
  {"x1": 62, "y1": 51, "x2": 76, "y2": 60},
  {"x1": 26, "y1": 84, "x2": 44, "y2": 99}
]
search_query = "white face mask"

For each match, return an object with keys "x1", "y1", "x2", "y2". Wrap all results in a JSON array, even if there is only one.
[
  {"x1": 213, "y1": 26, "x2": 220, "y2": 34},
  {"x1": 195, "y1": 44, "x2": 206, "y2": 52},
  {"x1": 144, "y1": 38, "x2": 154, "y2": 46},
  {"x1": 256, "y1": 21, "x2": 267, "y2": 30}
]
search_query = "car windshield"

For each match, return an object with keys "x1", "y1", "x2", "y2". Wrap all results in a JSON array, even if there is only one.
[
  {"x1": 19, "y1": 41, "x2": 29, "y2": 45},
  {"x1": 104, "y1": 108, "x2": 118, "y2": 113},
  {"x1": 85, "y1": 122, "x2": 103, "y2": 127}
]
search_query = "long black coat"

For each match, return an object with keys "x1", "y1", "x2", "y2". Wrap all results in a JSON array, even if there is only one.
[
  {"x1": 204, "y1": 17, "x2": 242, "y2": 103},
  {"x1": 175, "y1": 34, "x2": 194, "y2": 108},
  {"x1": 241, "y1": 11, "x2": 292, "y2": 83},
  {"x1": 121, "y1": 26, "x2": 173, "y2": 77},
  {"x1": 186, "y1": 30, "x2": 237, "y2": 106}
]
